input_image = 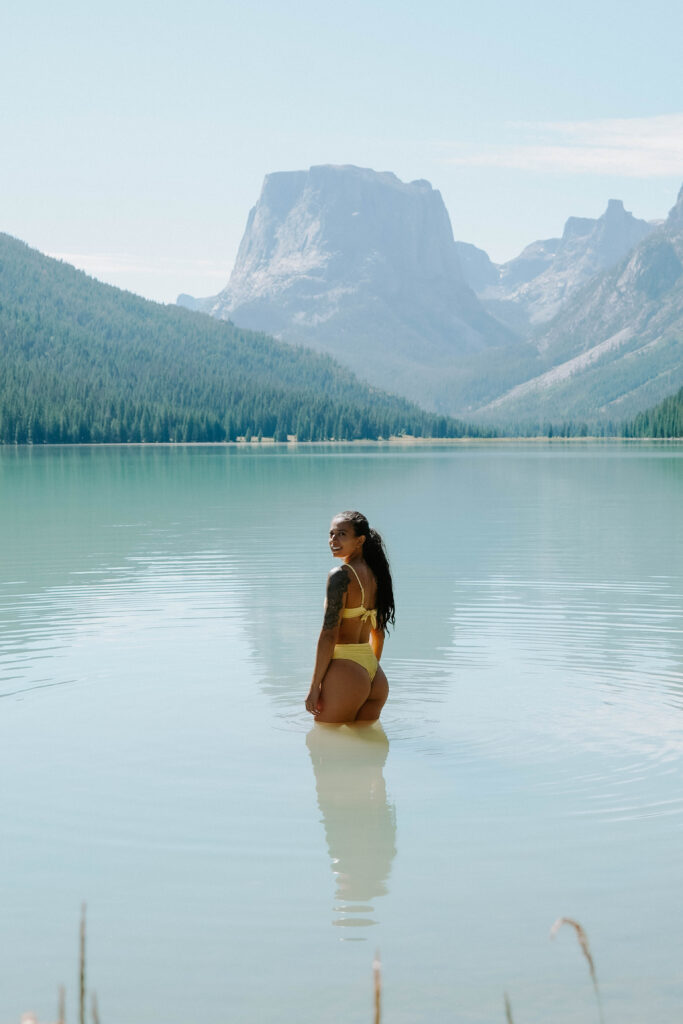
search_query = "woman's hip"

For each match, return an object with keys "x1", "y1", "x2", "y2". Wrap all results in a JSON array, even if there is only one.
[{"x1": 331, "y1": 642, "x2": 379, "y2": 681}]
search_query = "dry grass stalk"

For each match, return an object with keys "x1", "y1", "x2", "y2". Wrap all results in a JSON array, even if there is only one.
[
  {"x1": 550, "y1": 916, "x2": 604, "y2": 1024},
  {"x1": 57, "y1": 985, "x2": 66, "y2": 1024},
  {"x1": 91, "y1": 991, "x2": 100, "y2": 1024},
  {"x1": 79, "y1": 903, "x2": 87, "y2": 1024},
  {"x1": 504, "y1": 991, "x2": 515, "y2": 1023},
  {"x1": 372, "y1": 950, "x2": 381, "y2": 1024}
]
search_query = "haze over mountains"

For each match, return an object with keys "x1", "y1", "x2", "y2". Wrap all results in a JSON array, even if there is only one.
[{"x1": 180, "y1": 166, "x2": 683, "y2": 424}]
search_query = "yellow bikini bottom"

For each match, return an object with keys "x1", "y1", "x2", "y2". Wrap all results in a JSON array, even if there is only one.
[{"x1": 331, "y1": 643, "x2": 379, "y2": 681}]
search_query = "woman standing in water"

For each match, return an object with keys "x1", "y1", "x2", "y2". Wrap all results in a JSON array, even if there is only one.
[{"x1": 305, "y1": 511, "x2": 395, "y2": 723}]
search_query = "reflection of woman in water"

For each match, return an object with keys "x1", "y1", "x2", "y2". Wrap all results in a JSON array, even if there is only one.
[
  {"x1": 306, "y1": 723, "x2": 396, "y2": 930},
  {"x1": 305, "y1": 511, "x2": 395, "y2": 724}
]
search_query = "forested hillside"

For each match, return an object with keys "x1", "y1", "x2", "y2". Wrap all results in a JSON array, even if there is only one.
[
  {"x1": 625, "y1": 385, "x2": 683, "y2": 437},
  {"x1": 0, "y1": 234, "x2": 485, "y2": 443}
]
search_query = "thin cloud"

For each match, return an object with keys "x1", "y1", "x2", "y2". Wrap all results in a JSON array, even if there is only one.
[
  {"x1": 446, "y1": 113, "x2": 683, "y2": 177},
  {"x1": 48, "y1": 252, "x2": 228, "y2": 280}
]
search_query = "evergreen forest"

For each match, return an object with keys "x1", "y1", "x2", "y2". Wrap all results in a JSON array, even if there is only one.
[
  {"x1": 0, "y1": 234, "x2": 488, "y2": 444},
  {"x1": 624, "y1": 385, "x2": 683, "y2": 438}
]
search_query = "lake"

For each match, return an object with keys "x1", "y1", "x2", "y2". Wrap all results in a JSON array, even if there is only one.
[{"x1": 1, "y1": 443, "x2": 682, "y2": 1024}]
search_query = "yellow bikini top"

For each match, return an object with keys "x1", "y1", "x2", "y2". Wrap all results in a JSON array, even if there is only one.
[{"x1": 341, "y1": 563, "x2": 377, "y2": 629}]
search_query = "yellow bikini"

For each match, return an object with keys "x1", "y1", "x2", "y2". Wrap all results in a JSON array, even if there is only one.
[{"x1": 331, "y1": 564, "x2": 379, "y2": 681}]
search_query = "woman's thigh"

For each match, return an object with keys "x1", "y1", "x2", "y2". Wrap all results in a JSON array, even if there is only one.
[
  {"x1": 355, "y1": 666, "x2": 389, "y2": 722},
  {"x1": 317, "y1": 660, "x2": 372, "y2": 724}
]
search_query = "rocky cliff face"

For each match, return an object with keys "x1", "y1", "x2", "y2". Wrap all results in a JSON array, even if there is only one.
[{"x1": 179, "y1": 165, "x2": 515, "y2": 407}]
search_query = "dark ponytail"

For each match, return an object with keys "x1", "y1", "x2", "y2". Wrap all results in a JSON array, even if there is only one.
[{"x1": 338, "y1": 511, "x2": 395, "y2": 632}]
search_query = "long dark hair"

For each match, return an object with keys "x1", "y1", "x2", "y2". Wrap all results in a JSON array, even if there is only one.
[{"x1": 338, "y1": 510, "x2": 395, "y2": 632}]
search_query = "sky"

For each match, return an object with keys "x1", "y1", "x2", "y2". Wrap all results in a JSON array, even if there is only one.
[{"x1": 1, "y1": 0, "x2": 682, "y2": 303}]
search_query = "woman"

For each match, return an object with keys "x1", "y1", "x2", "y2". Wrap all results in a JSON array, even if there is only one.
[{"x1": 305, "y1": 511, "x2": 395, "y2": 724}]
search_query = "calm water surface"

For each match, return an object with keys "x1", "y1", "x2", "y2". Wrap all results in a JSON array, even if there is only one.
[{"x1": 1, "y1": 444, "x2": 682, "y2": 1023}]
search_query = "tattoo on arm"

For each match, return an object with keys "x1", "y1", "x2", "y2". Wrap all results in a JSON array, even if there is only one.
[{"x1": 323, "y1": 568, "x2": 349, "y2": 630}]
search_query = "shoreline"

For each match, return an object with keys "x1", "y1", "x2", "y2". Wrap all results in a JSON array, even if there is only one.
[{"x1": 2, "y1": 436, "x2": 683, "y2": 448}]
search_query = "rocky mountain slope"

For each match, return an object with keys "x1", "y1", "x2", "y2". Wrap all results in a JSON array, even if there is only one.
[
  {"x1": 179, "y1": 165, "x2": 517, "y2": 408},
  {"x1": 473, "y1": 187, "x2": 683, "y2": 423},
  {"x1": 466, "y1": 200, "x2": 656, "y2": 330}
]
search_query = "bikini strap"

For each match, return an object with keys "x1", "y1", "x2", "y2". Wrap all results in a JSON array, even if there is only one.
[{"x1": 344, "y1": 563, "x2": 365, "y2": 606}]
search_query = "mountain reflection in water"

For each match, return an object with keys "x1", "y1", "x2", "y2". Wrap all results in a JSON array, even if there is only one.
[{"x1": 306, "y1": 723, "x2": 396, "y2": 937}]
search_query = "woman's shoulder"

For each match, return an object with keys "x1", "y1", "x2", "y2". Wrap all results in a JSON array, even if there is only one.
[
  {"x1": 326, "y1": 564, "x2": 351, "y2": 588},
  {"x1": 327, "y1": 563, "x2": 351, "y2": 577}
]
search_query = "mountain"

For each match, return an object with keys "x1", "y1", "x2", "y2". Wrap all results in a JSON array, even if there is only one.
[
  {"x1": 179, "y1": 165, "x2": 517, "y2": 409},
  {"x1": 179, "y1": 167, "x2": 682, "y2": 425},
  {"x1": 473, "y1": 188, "x2": 683, "y2": 424},
  {"x1": 0, "y1": 232, "x2": 481, "y2": 443},
  {"x1": 475, "y1": 199, "x2": 655, "y2": 329}
]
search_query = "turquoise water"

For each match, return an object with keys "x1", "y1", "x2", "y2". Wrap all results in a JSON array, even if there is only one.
[{"x1": 1, "y1": 443, "x2": 682, "y2": 1023}]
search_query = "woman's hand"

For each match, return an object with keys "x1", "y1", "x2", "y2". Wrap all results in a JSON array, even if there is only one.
[{"x1": 305, "y1": 684, "x2": 322, "y2": 717}]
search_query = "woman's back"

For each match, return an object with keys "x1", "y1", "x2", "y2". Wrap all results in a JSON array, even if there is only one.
[{"x1": 337, "y1": 562, "x2": 377, "y2": 644}]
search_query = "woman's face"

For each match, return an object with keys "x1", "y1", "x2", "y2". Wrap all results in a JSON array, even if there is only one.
[{"x1": 329, "y1": 517, "x2": 364, "y2": 560}]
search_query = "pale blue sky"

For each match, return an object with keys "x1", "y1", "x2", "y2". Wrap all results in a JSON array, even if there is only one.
[{"x1": 2, "y1": 0, "x2": 681, "y2": 302}]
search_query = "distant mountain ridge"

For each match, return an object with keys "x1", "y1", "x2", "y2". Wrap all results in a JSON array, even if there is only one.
[
  {"x1": 471, "y1": 199, "x2": 656, "y2": 329},
  {"x1": 475, "y1": 187, "x2": 683, "y2": 423}
]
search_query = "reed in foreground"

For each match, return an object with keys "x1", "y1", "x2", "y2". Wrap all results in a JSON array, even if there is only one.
[
  {"x1": 550, "y1": 917, "x2": 603, "y2": 1024},
  {"x1": 373, "y1": 950, "x2": 382, "y2": 1024}
]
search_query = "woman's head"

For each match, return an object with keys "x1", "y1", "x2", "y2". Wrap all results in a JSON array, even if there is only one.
[
  {"x1": 329, "y1": 514, "x2": 366, "y2": 561},
  {"x1": 329, "y1": 510, "x2": 395, "y2": 632},
  {"x1": 329, "y1": 511, "x2": 370, "y2": 559}
]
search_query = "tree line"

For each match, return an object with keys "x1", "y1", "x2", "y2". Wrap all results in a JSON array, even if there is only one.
[
  {"x1": 0, "y1": 388, "x2": 493, "y2": 444},
  {"x1": 624, "y1": 384, "x2": 683, "y2": 438}
]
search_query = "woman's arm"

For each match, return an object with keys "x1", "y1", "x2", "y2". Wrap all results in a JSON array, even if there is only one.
[
  {"x1": 370, "y1": 627, "x2": 385, "y2": 662},
  {"x1": 305, "y1": 567, "x2": 349, "y2": 716}
]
